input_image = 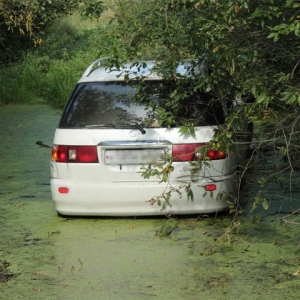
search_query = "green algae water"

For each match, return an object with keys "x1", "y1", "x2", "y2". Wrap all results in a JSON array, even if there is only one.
[{"x1": 0, "y1": 104, "x2": 300, "y2": 300}]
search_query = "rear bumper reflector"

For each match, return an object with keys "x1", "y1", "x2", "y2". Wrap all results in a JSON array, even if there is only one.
[
  {"x1": 58, "y1": 187, "x2": 69, "y2": 194},
  {"x1": 205, "y1": 184, "x2": 217, "y2": 191}
]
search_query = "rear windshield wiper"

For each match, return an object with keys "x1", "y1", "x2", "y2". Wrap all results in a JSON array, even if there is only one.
[{"x1": 130, "y1": 124, "x2": 146, "y2": 135}]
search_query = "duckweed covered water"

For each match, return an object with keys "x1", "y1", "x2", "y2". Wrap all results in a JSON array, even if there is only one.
[{"x1": 0, "y1": 104, "x2": 300, "y2": 299}]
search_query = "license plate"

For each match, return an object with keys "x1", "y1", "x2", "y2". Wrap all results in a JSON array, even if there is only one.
[{"x1": 105, "y1": 149, "x2": 165, "y2": 165}]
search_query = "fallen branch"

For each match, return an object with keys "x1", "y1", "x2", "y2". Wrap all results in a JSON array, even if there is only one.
[{"x1": 207, "y1": 222, "x2": 241, "y2": 253}]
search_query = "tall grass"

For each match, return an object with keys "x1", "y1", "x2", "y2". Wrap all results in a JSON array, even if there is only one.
[
  {"x1": 0, "y1": 64, "x2": 40, "y2": 105},
  {"x1": 0, "y1": 9, "x2": 112, "y2": 108},
  {"x1": 42, "y1": 56, "x2": 91, "y2": 108}
]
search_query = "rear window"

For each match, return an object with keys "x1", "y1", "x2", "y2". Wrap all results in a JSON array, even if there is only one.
[{"x1": 59, "y1": 81, "x2": 225, "y2": 128}]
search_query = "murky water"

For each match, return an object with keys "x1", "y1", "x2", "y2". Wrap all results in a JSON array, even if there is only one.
[{"x1": 0, "y1": 104, "x2": 300, "y2": 299}]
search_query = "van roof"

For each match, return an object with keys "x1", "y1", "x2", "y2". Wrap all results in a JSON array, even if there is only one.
[{"x1": 78, "y1": 57, "x2": 198, "y2": 83}]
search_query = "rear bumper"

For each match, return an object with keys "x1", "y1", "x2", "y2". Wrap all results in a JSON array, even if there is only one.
[{"x1": 51, "y1": 176, "x2": 236, "y2": 216}]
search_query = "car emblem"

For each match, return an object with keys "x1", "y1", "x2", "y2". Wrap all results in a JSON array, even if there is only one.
[{"x1": 129, "y1": 130, "x2": 142, "y2": 137}]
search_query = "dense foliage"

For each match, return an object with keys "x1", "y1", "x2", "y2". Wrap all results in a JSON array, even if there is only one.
[
  {"x1": 98, "y1": 0, "x2": 300, "y2": 210},
  {"x1": 102, "y1": 0, "x2": 300, "y2": 111},
  {"x1": 0, "y1": 0, "x2": 106, "y2": 63}
]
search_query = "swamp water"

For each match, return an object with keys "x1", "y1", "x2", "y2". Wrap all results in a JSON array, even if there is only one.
[{"x1": 0, "y1": 104, "x2": 300, "y2": 299}]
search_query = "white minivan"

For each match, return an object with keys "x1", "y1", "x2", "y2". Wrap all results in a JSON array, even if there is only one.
[{"x1": 50, "y1": 58, "x2": 244, "y2": 216}]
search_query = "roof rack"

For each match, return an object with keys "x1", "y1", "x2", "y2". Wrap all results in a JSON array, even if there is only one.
[{"x1": 82, "y1": 57, "x2": 110, "y2": 77}]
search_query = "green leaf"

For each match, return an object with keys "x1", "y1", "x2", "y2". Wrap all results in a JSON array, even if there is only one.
[{"x1": 261, "y1": 198, "x2": 269, "y2": 210}]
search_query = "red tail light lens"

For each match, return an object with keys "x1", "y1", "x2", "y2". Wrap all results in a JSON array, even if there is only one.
[
  {"x1": 52, "y1": 145, "x2": 67, "y2": 162},
  {"x1": 172, "y1": 144, "x2": 203, "y2": 162},
  {"x1": 172, "y1": 144, "x2": 226, "y2": 162},
  {"x1": 52, "y1": 145, "x2": 98, "y2": 163},
  {"x1": 206, "y1": 149, "x2": 226, "y2": 160}
]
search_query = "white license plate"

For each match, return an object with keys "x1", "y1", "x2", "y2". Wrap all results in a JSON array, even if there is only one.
[{"x1": 105, "y1": 149, "x2": 165, "y2": 165}]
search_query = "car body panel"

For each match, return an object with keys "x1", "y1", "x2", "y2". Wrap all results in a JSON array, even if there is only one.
[
  {"x1": 51, "y1": 127, "x2": 237, "y2": 216},
  {"x1": 51, "y1": 178, "x2": 234, "y2": 216}
]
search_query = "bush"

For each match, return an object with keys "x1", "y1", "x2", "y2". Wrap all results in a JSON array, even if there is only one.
[
  {"x1": 0, "y1": 64, "x2": 40, "y2": 105},
  {"x1": 0, "y1": 12, "x2": 105, "y2": 107}
]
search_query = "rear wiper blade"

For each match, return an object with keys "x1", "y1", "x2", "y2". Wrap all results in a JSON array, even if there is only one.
[
  {"x1": 84, "y1": 124, "x2": 116, "y2": 129},
  {"x1": 131, "y1": 124, "x2": 146, "y2": 135}
]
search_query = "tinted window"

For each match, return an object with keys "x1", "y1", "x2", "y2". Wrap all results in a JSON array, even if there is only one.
[{"x1": 59, "y1": 81, "x2": 224, "y2": 128}]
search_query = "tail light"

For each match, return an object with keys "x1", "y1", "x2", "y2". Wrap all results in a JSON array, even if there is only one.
[
  {"x1": 52, "y1": 145, "x2": 98, "y2": 163},
  {"x1": 172, "y1": 144, "x2": 226, "y2": 162},
  {"x1": 172, "y1": 144, "x2": 203, "y2": 162},
  {"x1": 206, "y1": 149, "x2": 226, "y2": 160}
]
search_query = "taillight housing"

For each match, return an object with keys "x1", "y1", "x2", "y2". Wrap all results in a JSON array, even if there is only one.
[
  {"x1": 172, "y1": 144, "x2": 203, "y2": 162},
  {"x1": 206, "y1": 149, "x2": 226, "y2": 160},
  {"x1": 172, "y1": 143, "x2": 226, "y2": 162},
  {"x1": 52, "y1": 145, "x2": 98, "y2": 163}
]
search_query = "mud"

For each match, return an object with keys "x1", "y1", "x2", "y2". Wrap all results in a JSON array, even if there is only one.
[{"x1": 0, "y1": 104, "x2": 300, "y2": 299}]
